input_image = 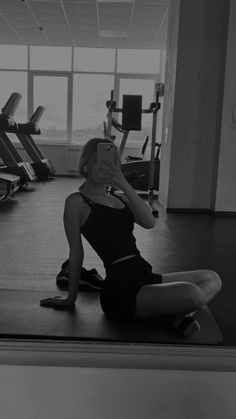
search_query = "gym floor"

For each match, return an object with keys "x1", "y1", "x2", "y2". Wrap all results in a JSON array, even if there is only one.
[{"x1": 0, "y1": 177, "x2": 235, "y2": 346}]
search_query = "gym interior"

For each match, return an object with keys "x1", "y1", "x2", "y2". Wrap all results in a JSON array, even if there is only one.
[{"x1": 0, "y1": 0, "x2": 236, "y2": 418}]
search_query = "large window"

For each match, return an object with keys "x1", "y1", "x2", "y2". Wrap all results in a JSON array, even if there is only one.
[
  {"x1": 73, "y1": 74, "x2": 114, "y2": 143},
  {"x1": 0, "y1": 46, "x2": 160, "y2": 145},
  {"x1": 33, "y1": 75, "x2": 69, "y2": 142}
]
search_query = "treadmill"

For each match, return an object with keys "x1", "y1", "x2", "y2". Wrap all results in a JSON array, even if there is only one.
[
  {"x1": 15, "y1": 102, "x2": 56, "y2": 181},
  {"x1": 0, "y1": 171, "x2": 20, "y2": 201},
  {"x1": 0, "y1": 93, "x2": 37, "y2": 186}
]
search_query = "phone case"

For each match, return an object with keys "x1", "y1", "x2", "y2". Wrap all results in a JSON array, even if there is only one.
[{"x1": 97, "y1": 143, "x2": 116, "y2": 164}]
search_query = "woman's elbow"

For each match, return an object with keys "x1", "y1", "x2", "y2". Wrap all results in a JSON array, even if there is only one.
[
  {"x1": 146, "y1": 220, "x2": 155, "y2": 229},
  {"x1": 142, "y1": 218, "x2": 156, "y2": 229}
]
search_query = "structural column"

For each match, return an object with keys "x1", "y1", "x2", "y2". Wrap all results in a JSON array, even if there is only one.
[{"x1": 159, "y1": 0, "x2": 230, "y2": 211}]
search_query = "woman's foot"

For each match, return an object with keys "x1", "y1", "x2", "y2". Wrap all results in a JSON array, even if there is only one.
[{"x1": 172, "y1": 315, "x2": 201, "y2": 337}]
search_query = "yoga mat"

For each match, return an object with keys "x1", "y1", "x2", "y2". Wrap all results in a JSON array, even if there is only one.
[{"x1": 0, "y1": 290, "x2": 223, "y2": 344}]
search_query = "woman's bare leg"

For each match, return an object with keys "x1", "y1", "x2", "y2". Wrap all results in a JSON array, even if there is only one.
[
  {"x1": 135, "y1": 269, "x2": 222, "y2": 319},
  {"x1": 162, "y1": 269, "x2": 222, "y2": 302}
]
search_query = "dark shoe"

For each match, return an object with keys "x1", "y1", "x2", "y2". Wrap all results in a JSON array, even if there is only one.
[
  {"x1": 56, "y1": 261, "x2": 104, "y2": 292},
  {"x1": 56, "y1": 260, "x2": 69, "y2": 289},
  {"x1": 173, "y1": 315, "x2": 201, "y2": 337},
  {"x1": 80, "y1": 268, "x2": 104, "y2": 291}
]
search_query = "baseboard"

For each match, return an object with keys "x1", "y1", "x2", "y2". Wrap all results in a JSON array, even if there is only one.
[
  {"x1": 53, "y1": 173, "x2": 80, "y2": 179},
  {"x1": 214, "y1": 211, "x2": 236, "y2": 216},
  {"x1": 167, "y1": 208, "x2": 214, "y2": 214},
  {"x1": 166, "y1": 208, "x2": 236, "y2": 216}
]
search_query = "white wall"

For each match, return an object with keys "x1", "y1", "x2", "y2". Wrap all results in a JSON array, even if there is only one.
[
  {"x1": 158, "y1": 0, "x2": 180, "y2": 208},
  {"x1": 215, "y1": 0, "x2": 236, "y2": 211},
  {"x1": 156, "y1": 49, "x2": 166, "y2": 145},
  {"x1": 0, "y1": 365, "x2": 236, "y2": 419},
  {"x1": 159, "y1": 0, "x2": 229, "y2": 211}
]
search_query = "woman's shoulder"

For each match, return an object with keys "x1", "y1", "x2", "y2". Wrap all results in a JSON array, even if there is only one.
[
  {"x1": 65, "y1": 192, "x2": 87, "y2": 211},
  {"x1": 64, "y1": 193, "x2": 90, "y2": 226},
  {"x1": 66, "y1": 191, "x2": 83, "y2": 202}
]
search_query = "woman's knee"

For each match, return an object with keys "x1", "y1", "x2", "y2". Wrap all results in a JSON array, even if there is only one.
[
  {"x1": 203, "y1": 270, "x2": 222, "y2": 294},
  {"x1": 185, "y1": 282, "x2": 206, "y2": 311}
]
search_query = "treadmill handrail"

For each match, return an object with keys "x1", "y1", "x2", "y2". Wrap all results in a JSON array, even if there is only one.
[
  {"x1": 30, "y1": 106, "x2": 45, "y2": 124},
  {"x1": 2, "y1": 93, "x2": 22, "y2": 117}
]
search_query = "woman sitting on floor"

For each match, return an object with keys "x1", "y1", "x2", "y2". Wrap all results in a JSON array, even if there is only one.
[{"x1": 40, "y1": 138, "x2": 222, "y2": 336}]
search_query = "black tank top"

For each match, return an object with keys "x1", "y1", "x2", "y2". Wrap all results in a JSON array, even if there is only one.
[{"x1": 80, "y1": 192, "x2": 140, "y2": 268}]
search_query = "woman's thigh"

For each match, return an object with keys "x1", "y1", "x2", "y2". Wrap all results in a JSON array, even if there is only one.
[
  {"x1": 135, "y1": 280, "x2": 206, "y2": 319},
  {"x1": 135, "y1": 269, "x2": 222, "y2": 319},
  {"x1": 162, "y1": 269, "x2": 222, "y2": 301},
  {"x1": 162, "y1": 269, "x2": 212, "y2": 285}
]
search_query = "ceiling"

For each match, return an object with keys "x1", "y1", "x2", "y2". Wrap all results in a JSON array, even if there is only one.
[{"x1": 0, "y1": 0, "x2": 169, "y2": 49}]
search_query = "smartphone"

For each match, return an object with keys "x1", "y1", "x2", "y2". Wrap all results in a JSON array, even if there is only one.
[{"x1": 97, "y1": 142, "x2": 116, "y2": 166}]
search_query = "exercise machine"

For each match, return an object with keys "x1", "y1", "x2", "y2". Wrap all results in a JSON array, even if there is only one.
[
  {"x1": 15, "y1": 99, "x2": 56, "y2": 181},
  {"x1": 105, "y1": 84, "x2": 164, "y2": 217},
  {"x1": 1, "y1": 93, "x2": 55, "y2": 181},
  {"x1": 0, "y1": 94, "x2": 37, "y2": 187},
  {"x1": 104, "y1": 115, "x2": 161, "y2": 191},
  {"x1": 122, "y1": 141, "x2": 161, "y2": 192},
  {"x1": 104, "y1": 116, "x2": 149, "y2": 160},
  {"x1": 125, "y1": 135, "x2": 150, "y2": 161},
  {"x1": 0, "y1": 172, "x2": 20, "y2": 201}
]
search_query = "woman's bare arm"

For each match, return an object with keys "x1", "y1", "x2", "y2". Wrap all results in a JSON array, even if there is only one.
[
  {"x1": 40, "y1": 193, "x2": 84, "y2": 309},
  {"x1": 100, "y1": 155, "x2": 156, "y2": 229},
  {"x1": 63, "y1": 193, "x2": 84, "y2": 305},
  {"x1": 119, "y1": 180, "x2": 155, "y2": 229}
]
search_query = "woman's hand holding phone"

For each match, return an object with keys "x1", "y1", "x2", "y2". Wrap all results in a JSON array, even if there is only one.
[{"x1": 98, "y1": 150, "x2": 127, "y2": 189}]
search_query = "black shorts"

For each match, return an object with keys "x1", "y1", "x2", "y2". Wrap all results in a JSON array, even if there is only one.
[{"x1": 100, "y1": 255, "x2": 162, "y2": 320}]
